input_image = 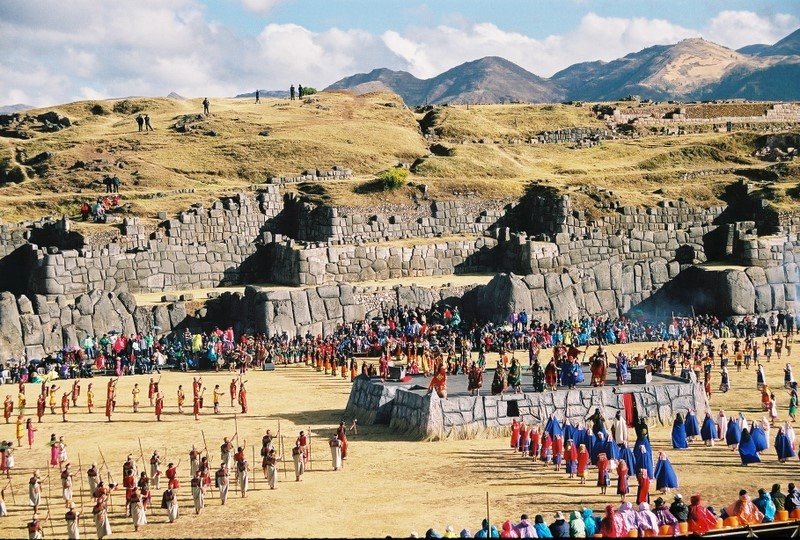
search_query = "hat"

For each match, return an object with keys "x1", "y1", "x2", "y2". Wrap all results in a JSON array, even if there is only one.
[
  {"x1": 654, "y1": 497, "x2": 665, "y2": 508},
  {"x1": 520, "y1": 514, "x2": 528, "y2": 520},
  {"x1": 554, "y1": 511, "x2": 564, "y2": 519}
]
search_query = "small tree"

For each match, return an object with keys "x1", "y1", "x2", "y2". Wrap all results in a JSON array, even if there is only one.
[
  {"x1": 378, "y1": 167, "x2": 408, "y2": 190},
  {"x1": 301, "y1": 87, "x2": 318, "y2": 97}
]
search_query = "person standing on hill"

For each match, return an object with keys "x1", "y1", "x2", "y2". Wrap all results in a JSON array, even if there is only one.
[
  {"x1": 136, "y1": 114, "x2": 144, "y2": 132},
  {"x1": 144, "y1": 114, "x2": 154, "y2": 131},
  {"x1": 289, "y1": 85, "x2": 295, "y2": 100},
  {"x1": 202, "y1": 98, "x2": 210, "y2": 115},
  {"x1": 255, "y1": 90, "x2": 260, "y2": 103},
  {"x1": 298, "y1": 84, "x2": 304, "y2": 99}
]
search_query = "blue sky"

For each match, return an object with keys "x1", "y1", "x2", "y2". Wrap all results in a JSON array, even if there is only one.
[
  {"x1": 205, "y1": 0, "x2": 798, "y2": 38},
  {"x1": 0, "y1": 0, "x2": 797, "y2": 106}
]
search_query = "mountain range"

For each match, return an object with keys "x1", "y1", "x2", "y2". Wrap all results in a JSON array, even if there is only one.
[{"x1": 326, "y1": 28, "x2": 800, "y2": 104}]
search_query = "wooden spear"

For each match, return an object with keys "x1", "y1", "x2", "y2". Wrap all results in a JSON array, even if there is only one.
[{"x1": 78, "y1": 453, "x2": 87, "y2": 538}]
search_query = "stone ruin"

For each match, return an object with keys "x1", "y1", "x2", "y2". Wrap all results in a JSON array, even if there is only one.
[{"x1": 345, "y1": 374, "x2": 708, "y2": 440}]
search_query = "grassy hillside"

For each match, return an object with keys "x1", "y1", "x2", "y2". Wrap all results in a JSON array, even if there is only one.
[{"x1": 0, "y1": 91, "x2": 793, "y2": 227}]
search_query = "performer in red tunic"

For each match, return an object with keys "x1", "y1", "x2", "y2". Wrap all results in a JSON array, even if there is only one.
[
  {"x1": 238, "y1": 382, "x2": 248, "y2": 414},
  {"x1": 553, "y1": 435, "x2": 564, "y2": 471},
  {"x1": 229, "y1": 378, "x2": 238, "y2": 407},
  {"x1": 577, "y1": 443, "x2": 589, "y2": 484},
  {"x1": 61, "y1": 391, "x2": 72, "y2": 423},
  {"x1": 616, "y1": 459, "x2": 629, "y2": 501},
  {"x1": 510, "y1": 418, "x2": 521, "y2": 449},
  {"x1": 154, "y1": 391, "x2": 164, "y2": 422},
  {"x1": 636, "y1": 468, "x2": 651, "y2": 505},
  {"x1": 147, "y1": 378, "x2": 156, "y2": 407},
  {"x1": 530, "y1": 426, "x2": 541, "y2": 460},
  {"x1": 36, "y1": 394, "x2": 45, "y2": 423},
  {"x1": 518, "y1": 423, "x2": 530, "y2": 453},
  {"x1": 540, "y1": 432, "x2": 553, "y2": 464},
  {"x1": 165, "y1": 462, "x2": 180, "y2": 489},
  {"x1": 427, "y1": 367, "x2": 448, "y2": 398},
  {"x1": 2, "y1": 395, "x2": 12, "y2": 424},
  {"x1": 71, "y1": 380, "x2": 80, "y2": 407},
  {"x1": 597, "y1": 453, "x2": 610, "y2": 495},
  {"x1": 297, "y1": 431, "x2": 309, "y2": 465},
  {"x1": 336, "y1": 421, "x2": 348, "y2": 461},
  {"x1": 193, "y1": 389, "x2": 203, "y2": 421},
  {"x1": 544, "y1": 359, "x2": 558, "y2": 390}
]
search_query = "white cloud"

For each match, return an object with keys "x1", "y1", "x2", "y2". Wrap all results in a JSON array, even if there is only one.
[
  {"x1": 705, "y1": 10, "x2": 799, "y2": 49},
  {"x1": 239, "y1": 0, "x2": 283, "y2": 14},
  {"x1": 0, "y1": 2, "x2": 796, "y2": 107}
]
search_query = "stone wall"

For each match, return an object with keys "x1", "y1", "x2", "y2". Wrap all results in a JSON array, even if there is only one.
[
  {"x1": 267, "y1": 165, "x2": 352, "y2": 185},
  {"x1": 0, "y1": 290, "x2": 190, "y2": 362},
  {"x1": 296, "y1": 199, "x2": 507, "y2": 243},
  {"x1": 351, "y1": 376, "x2": 708, "y2": 440},
  {"x1": 265, "y1": 237, "x2": 497, "y2": 286},
  {"x1": 25, "y1": 188, "x2": 283, "y2": 295},
  {"x1": 242, "y1": 282, "x2": 480, "y2": 337}
]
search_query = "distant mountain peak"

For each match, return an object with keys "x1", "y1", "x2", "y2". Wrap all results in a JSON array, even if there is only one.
[{"x1": 327, "y1": 27, "x2": 800, "y2": 104}]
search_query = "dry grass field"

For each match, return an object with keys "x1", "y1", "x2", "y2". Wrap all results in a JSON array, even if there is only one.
[
  {"x1": 1, "y1": 91, "x2": 791, "y2": 227},
  {"x1": 0, "y1": 337, "x2": 796, "y2": 538}
]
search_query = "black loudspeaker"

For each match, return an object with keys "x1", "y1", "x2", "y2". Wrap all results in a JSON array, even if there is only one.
[
  {"x1": 630, "y1": 368, "x2": 650, "y2": 385},
  {"x1": 387, "y1": 365, "x2": 405, "y2": 381}
]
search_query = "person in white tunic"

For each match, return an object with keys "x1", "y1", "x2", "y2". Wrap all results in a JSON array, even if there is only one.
[
  {"x1": 611, "y1": 412, "x2": 627, "y2": 445},
  {"x1": 86, "y1": 464, "x2": 99, "y2": 495},
  {"x1": 215, "y1": 464, "x2": 229, "y2": 505},
  {"x1": 292, "y1": 441, "x2": 305, "y2": 481},
  {"x1": 65, "y1": 503, "x2": 80, "y2": 539},
  {"x1": 239, "y1": 455, "x2": 252, "y2": 495},
  {"x1": 0, "y1": 486, "x2": 7, "y2": 517},
  {"x1": 329, "y1": 435, "x2": 342, "y2": 471},
  {"x1": 264, "y1": 447, "x2": 279, "y2": 490},
  {"x1": 191, "y1": 471, "x2": 205, "y2": 515},
  {"x1": 92, "y1": 502, "x2": 112, "y2": 539},
  {"x1": 220, "y1": 437, "x2": 235, "y2": 470},
  {"x1": 28, "y1": 471, "x2": 42, "y2": 512},
  {"x1": 161, "y1": 486, "x2": 178, "y2": 523},
  {"x1": 189, "y1": 446, "x2": 201, "y2": 478},
  {"x1": 717, "y1": 410, "x2": 728, "y2": 442},
  {"x1": 130, "y1": 487, "x2": 147, "y2": 532},
  {"x1": 27, "y1": 515, "x2": 44, "y2": 540},
  {"x1": 61, "y1": 463, "x2": 73, "y2": 504},
  {"x1": 149, "y1": 451, "x2": 161, "y2": 490}
]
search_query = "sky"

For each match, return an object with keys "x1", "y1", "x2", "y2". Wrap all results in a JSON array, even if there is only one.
[{"x1": 0, "y1": 0, "x2": 798, "y2": 107}]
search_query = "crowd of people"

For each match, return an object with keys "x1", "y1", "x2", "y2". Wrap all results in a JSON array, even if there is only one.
[
  {"x1": 78, "y1": 194, "x2": 121, "y2": 223},
  {"x1": 414, "y1": 481, "x2": 800, "y2": 537}
]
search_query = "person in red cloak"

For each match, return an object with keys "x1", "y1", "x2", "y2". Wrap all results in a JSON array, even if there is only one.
[
  {"x1": 165, "y1": 462, "x2": 180, "y2": 489},
  {"x1": 154, "y1": 391, "x2": 164, "y2": 422},
  {"x1": 544, "y1": 359, "x2": 558, "y2": 390},
  {"x1": 688, "y1": 493, "x2": 718, "y2": 534},
  {"x1": 576, "y1": 443, "x2": 588, "y2": 484},
  {"x1": 636, "y1": 468, "x2": 651, "y2": 505},
  {"x1": 530, "y1": 427, "x2": 541, "y2": 461},
  {"x1": 510, "y1": 419, "x2": 521, "y2": 449},
  {"x1": 540, "y1": 432, "x2": 553, "y2": 464},
  {"x1": 71, "y1": 380, "x2": 80, "y2": 407},
  {"x1": 36, "y1": 394, "x2": 45, "y2": 423},
  {"x1": 600, "y1": 504, "x2": 626, "y2": 537},
  {"x1": 336, "y1": 421, "x2": 348, "y2": 460},
  {"x1": 614, "y1": 456, "x2": 628, "y2": 498},
  {"x1": 193, "y1": 390, "x2": 203, "y2": 421},
  {"x1": 552, "y1": 435, "x2": 564, "y2": 471},
  {"x1": 229, "y1": 379, "x2": 238, "y2": 407},
  {"x1": 597, "y1": 452, "x2": 610, "y2": 495},
  {"x1": 238, "y1": 382, "x2": 248, "y2": 414},
  {"x1": 428, "y1": 367, "x2": 448, "y2": 398},
  {"x1": 519, "y1": 423, "x2": 530, "y2": 454}
]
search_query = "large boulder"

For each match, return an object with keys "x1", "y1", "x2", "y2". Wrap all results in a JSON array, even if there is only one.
[
  {"x1": 719, "y1": 270, "x2": 756, "y2": 315},
  {"x1": 91, "y1": 294, "x2": 125, "y2": 337},
  {"x1": 0, "y1": 293, "x2": 23, "y2": 359},
  {"x1": 477, "y1": 273, "x2": 532, "y2": 323}
]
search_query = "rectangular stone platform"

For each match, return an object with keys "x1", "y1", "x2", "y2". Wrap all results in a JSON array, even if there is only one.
[{"x1": 346, "y1": 368, "x2": 707, "y2": 440}]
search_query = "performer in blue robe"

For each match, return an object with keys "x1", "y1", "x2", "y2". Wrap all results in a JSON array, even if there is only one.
[
  {"x1": 602, "y1": 435, "x2": 619, "y2": 461},
  {"x1": 653, "y1": 451, "x2": 679, "y2": 490},
  {"x1": 544, "y1": 414, "x2": 563, "y2": 439},
  {"x1": 751, "y1": 424, "x2": 768, "y2": 453},
  {"x1": 591, "y1": 432, "x2": 607, "y2": 465},
  {"x1": 634, "y1": 440, "x2": 655, "y2": 479},
  {"x1": 738, "y1": 428, "x2": 761, "y2": 465},
  {"x1": 700, "y1": 413, "x2": 718, "y2": 445},
  {"x1": 618, "y1": 444, "x2": 636, "y2": 477},
  {"x1": 775, "y1": 428, "x2": 796, "y2": 462},
  {"x1": 564, "y1": 422, "x2": 575, "y2": 444},
  {"x1": 684, "y1": 411, "x2": 700, "y2": 440},
  {"x1": 726, "y1": 418, "x2": 742, "y2": 447},
  {"x1": 671, "y1": 414, "x2": 688, "y2": 449}
]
